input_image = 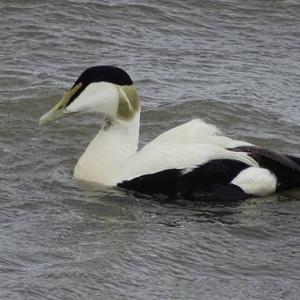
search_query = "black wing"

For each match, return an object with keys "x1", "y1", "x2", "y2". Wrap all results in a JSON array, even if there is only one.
[{"x1": 118, "y1": 159, "x2": 250, "y2": 201}]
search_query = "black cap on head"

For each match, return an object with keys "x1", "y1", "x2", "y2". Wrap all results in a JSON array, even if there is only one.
[{"x1": 68, "y1": 66, "x2": 133, "y2": 105}]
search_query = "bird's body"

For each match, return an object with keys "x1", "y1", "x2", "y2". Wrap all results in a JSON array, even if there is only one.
[{"x1": 39, "y1": 66, "x2": 300, "y2": 200}]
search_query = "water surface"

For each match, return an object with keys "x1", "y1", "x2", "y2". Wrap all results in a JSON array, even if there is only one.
[{"x1": 1, "y1": 0, "x2": 300, "y2": 299}]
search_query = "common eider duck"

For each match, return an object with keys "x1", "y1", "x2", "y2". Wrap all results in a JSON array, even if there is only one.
[{"x1": 39, "y1": 66, "x2": 300, "y2": 200}]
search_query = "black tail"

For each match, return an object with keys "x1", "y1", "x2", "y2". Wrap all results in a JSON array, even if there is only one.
[{"x1": 287, "y1": 155, "x2": 300, "y2": 167}]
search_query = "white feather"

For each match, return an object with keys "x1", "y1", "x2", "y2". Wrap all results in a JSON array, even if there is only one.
[
  {"x1": 119, "y1": 143, "x2": 258, "y2": 182},
  {"x1": 231, "y1": 167, "x2": 277, "y2": 196},
  {"x1": 74, "y1": 115, "x2": 259, "y2": 186},
  {"x1": 74, "y1": 111, "x2": 140, "y2": 186},
  {"x1": 141, "y1": 119, "x2": 252, "y2": 151}
]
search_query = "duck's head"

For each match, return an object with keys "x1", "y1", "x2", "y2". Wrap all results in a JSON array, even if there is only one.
[{"x1": 39, "y1": 66, "x2": 140, "y2": 125}]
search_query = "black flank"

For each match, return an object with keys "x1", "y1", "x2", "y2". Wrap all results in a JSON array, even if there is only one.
[{"x1": 118, "y1": 159, "x2": 250, "y2": 201}]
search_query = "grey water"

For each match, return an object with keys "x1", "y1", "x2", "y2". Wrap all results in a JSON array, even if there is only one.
[{"x1": 1, "y1": 0, "x2": 300, "y2": 299}]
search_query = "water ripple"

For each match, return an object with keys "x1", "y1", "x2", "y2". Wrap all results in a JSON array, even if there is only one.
[{"x1": 1, "y1": 0, "x2": 300, "y2": 299}]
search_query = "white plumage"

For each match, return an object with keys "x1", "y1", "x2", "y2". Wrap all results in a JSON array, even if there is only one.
[
  {"x1": 72, "y1": 109, "x2": 259, "y2": 187},
  {"x1": 231, "y1": 167, "x2": 277, "y2": 196},
  {"x1": 141, "y1": 119, "x2": 252, "y2": 151}
]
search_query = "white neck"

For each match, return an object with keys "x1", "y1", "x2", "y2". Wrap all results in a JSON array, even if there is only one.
[{"x1": 73, "y1": 110, "x2": 141, "y2": 185}]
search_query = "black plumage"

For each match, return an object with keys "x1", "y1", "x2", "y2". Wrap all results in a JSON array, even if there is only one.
[
  {"x1": 118, "y1": 159, "x2": 250, "y2": 201},
  {"x1": 68, "y1": 66, "x2": 133, "y2": 105},
  {"x1": 119, "y1": 147, "x2": 300, "y2": 200}
]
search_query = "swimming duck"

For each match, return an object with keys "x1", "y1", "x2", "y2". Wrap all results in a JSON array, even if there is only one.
[{"x1": 39, "y1": 66, "x2": 300, "y2": 200}]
